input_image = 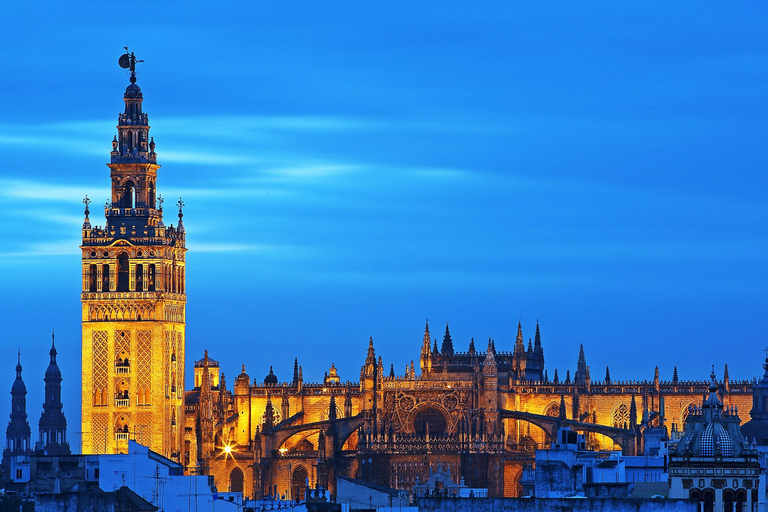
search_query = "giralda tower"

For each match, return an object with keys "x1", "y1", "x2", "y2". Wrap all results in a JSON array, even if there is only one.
[{"x1": 81, "y1": 53, "x2": 185, "y2": 459}]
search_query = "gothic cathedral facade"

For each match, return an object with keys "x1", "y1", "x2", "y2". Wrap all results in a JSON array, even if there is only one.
[{"x1": 80, "y1": 68, "x2": 186, "y2": 460}]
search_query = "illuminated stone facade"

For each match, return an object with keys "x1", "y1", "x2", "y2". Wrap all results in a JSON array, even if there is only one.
[
  {"x1": 183, "y1": 322, "x2": 753, "y2": 499},
  {"x1": 80, "y1": 69, "x2": 186, "y2": 459},
  {"x1": 80, "y1": 63, "x2": 756, "y2": 498}
]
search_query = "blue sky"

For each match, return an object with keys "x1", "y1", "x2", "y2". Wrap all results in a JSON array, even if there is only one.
[{"x1": 1, "y1": 3, "x2": 767, "y2": 450}]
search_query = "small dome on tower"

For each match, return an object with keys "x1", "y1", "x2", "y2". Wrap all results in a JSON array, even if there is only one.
[
  {"x1": 236, "y1": 365, "x2": 249, "y2": 384},
  {"x1": 264, "y1": 366, "x2": 278, "y2": 385},
  {"x1": 45, "y1": 340, "x2": 61, "y2": 380},
  {"x1": 124, "y1": 83, "x2": 143, "y2": 99},
  {"x1": 11, "y1": 360, "x2": 26, "y2": 394}
]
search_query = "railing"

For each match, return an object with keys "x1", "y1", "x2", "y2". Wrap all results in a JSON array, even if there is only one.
[
  {"x1": 115, "y1": 432, "x2": 129, "y2": 441},
  {"x1": 115, "y1": 364, "x2": 131, "y2": 374},
  {"x1": 115, "y1": 398, "x2": 130, "y2": 407}
]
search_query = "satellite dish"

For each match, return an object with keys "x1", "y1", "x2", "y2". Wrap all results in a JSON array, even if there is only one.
[{"x1": 118, "y1": 53, "x2": 132, "y2": 69}]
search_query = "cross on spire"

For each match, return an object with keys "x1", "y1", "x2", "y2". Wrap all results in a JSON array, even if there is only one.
[{"x1": 82, "y1": 195, "x2": 91, "y2": 215}]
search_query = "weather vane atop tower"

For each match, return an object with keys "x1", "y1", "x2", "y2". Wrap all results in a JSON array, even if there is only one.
[{"x1": 118, "y1": 47, "x2": 144, "y2": 84}]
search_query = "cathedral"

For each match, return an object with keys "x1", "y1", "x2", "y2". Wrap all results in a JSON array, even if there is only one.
[{"x1": 78, "y1": 60, "x2": 757, "y2": 499}]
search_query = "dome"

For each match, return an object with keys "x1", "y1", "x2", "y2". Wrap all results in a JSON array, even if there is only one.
[
  {"x1": 264, "y1": 366, "x2": 278, "y2": 385},
  {"x1": 700, "y1": 422, "x2": 734, "y2": 456},
  {"x1": 11, "y1": 373, "x2": 26, "y2": 394},
  {"x1": 124, "y1": 83, "x2": 143, "y2": 99},
  {"x1": 45, "y1": 363, "x2": 62, "y2": 380},
  {"x1": 236, "y1": 365, "x2": 249, "y2": 383},
  {"x1": 45, "y1": 345, "x2": 61, "y2": 380}
]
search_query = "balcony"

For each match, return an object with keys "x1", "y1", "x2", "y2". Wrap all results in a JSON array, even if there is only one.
[
  {"x1": 115, "y1": 363, "x2": 131, "y2": 374},
  {"x1": 115, "y1": 398, "x2": 130, "y2": 407},
  {"x1": 115, "y1": 432, "x2": 129, "y2": 441}
]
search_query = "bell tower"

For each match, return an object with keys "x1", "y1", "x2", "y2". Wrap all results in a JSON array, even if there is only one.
[{"x1": 81, "y1": 51, "x2": 186, "y2": 459}]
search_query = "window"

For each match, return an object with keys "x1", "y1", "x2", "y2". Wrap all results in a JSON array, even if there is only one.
[{"x1": 117, "y1": 253, "x2": 129, "y2": 292}]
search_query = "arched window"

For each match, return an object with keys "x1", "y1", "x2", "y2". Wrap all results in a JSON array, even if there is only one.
[
  {"x1": 89, "y1": 264, "x2": 98, "y2": 292},
  {"x1": 612, "y1": 403, "x2": 629, "y2": 429},
  {"x1": 117, "y1": 253, "x2": 129, "y2": 292},
  {"x1": 102, "y1": 264, "x2": 110, "y2": 292},
  {"x1": 135, "y1": 263, "x2": 143, "y2": 292},
  {"x1": 229, "y1": 467, "x2": 244, "y2": 493},
  {"x1": 413, "y1": 407, "x2": 447, "y2": 436},
  {"x1": 123, "y1": 181, "x2": 136, "y2": 209},
  {"x1": 291, "y1": 466, "x2": 308, "y2": 502},
  {"x1": 148, "y1": 264, "x2": 156, "y2": 291},
  {"x1": 544, "y1": 402, "x2": 560, "y2": 417}
]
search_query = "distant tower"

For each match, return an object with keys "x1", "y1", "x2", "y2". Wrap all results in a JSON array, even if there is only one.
[
  {"x1": 81, "y1": 52, "x2": 186, "y2": 459},
  {"x1": 4, "y1": 351, "x2": 31, "y2": 455},
  {"x1": 2, "y1": 351, "x2": 31, "y2": 484},
  {"x1": 39, "y1": 332, "x2": 70, "y2": 455}
]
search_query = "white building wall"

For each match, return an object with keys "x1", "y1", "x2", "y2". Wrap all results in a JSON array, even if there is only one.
[{"x1": 98, "y1": 440, "x2": 239, "y2": 512}]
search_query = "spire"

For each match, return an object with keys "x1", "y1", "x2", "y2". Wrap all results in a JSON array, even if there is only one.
[
  {"x1": 82, "y1": 195, "x2": 92, "y2": 230},
  {"x1": 420, "y1": 321, "x2": 432, "y2": 375},
  {"x1": 516, "y1": 320, "x2": 524, "y2": 347},
  {"x1": 40, "y1": 329, "x2": 69, "y2": 455},
  {"x1": 527, "y1": 338, "x2": 533, "y2": 354},
  {"x1": 441, "y1": 323, "x2": 454, "y2": 356},
  {"x1": 703, "y1": 365, "x2": 724, "y2": 421},
  {"x1": 565, "y1": 369, "x2": 571, "y2": 385},
  {"x1": 553, "y1": 368, "x2": 559, "y2": 385},
  {"x1": 544, "y1": 369, "x2": 549, "y2": 383},
  {"x1": 605, "y1": 366, "x2": 611, "y2": 384},
  {"x1": 723, "y1": 364, "x2": 730, "y2": 393},
  {"x1": 433, "y1": 338, "x2": 439, "y2": 355},
  {"x1": 534, "y1": 321, "x2": 542, "y2": 351},
  {"x1": 293, "y1": 358, "x2": 299, "y2": 385},
  {"x1": 575, "y1": 344, "x2": 587, "y2": 386},
  {"x1": 558, "y1": 395, "x2": 567, "y2": 420},
  {"x1": 389, "y1": 363, "x2": 395, "y2": 378},
  {"x1": 468, "y1": 337, "x2": 476, "y2": 355},
  {"x1": 328, "y1": 395, "x2": 337, "y2": 422},
  {"x1": 366, "y1": 337, "x2": 376, "y2": 365},
  {"x1": 672, "y1": 366, "x2": 679, "y2": 384},
  {"x1": 629, "y1": 394, "x2": 638, "y2": 428},
  {"x1": 6, "y1": 350, "x2": 31, "y2": 455}
]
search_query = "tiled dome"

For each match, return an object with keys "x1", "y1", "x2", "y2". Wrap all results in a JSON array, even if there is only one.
[{"x1": 700, "y1": 422, "x2": 733, "y2": 457}]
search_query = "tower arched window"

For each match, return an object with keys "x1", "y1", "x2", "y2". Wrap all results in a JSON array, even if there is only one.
[
  {"x1": 135, "y1": 264, "x2": 143, "y2": 292},
  {"x1": 122, "y1": 180, "x2": 136, "y2": 209},
  {"x1": 102, "y1": 264, "x2": 110, "y2": 292},
  {"x1": 89, "y1": 264, "x2": 97, "y2": 292},
  {"x1": 148, "y1": 264, "x2": 155, "y2": 291},
  {"x1": 117, "y1": 253, "x2": 130, "y2": 292}
]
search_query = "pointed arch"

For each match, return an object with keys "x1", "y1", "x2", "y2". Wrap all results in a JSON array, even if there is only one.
[{"x1": 229, "y1": 467, "x2": 244, "y2": 493}]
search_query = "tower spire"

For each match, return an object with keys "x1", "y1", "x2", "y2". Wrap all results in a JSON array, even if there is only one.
[
  {"x1": 80, "y1": 54, "x2": 187, "y2": 458},
  {"x1": 441, "y1": 323, "x2": 454, "y2": 356},
  {"x1": 40, "y1": 330, "x2": 69, "y2": 455}
]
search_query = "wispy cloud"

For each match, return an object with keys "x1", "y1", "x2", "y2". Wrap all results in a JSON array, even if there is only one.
[{"x1": 0, "y1": 179, "x2": 93, "y2": 202}]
